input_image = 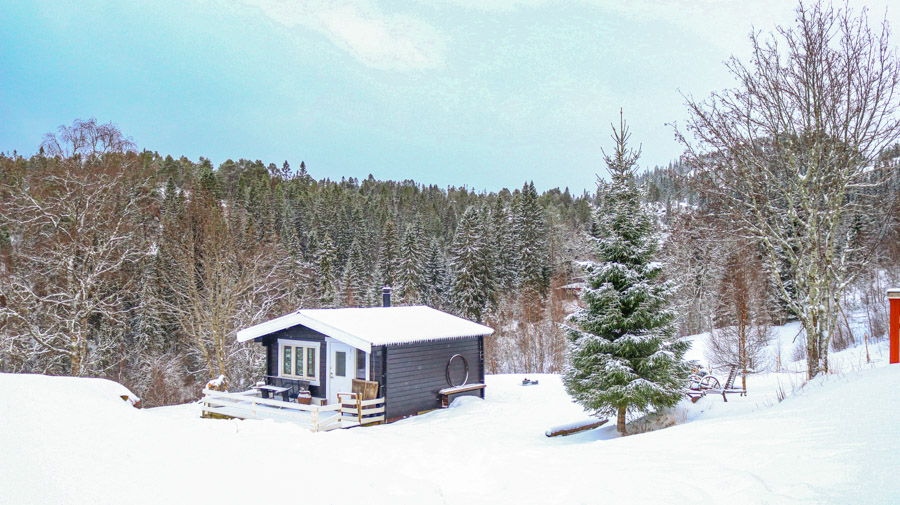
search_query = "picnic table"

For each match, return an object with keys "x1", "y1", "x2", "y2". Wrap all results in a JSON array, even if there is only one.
[{"x1": 256, "y1": 384, "x2": 290, "y2": 402}]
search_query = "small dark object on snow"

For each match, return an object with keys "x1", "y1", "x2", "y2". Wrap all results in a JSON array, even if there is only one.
[{"x1": 522, "y1": 378, "x2": 539, "y2": 386}]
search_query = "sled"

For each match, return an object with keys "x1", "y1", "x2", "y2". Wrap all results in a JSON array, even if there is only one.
[{"x1": 521, "y1": 378, "x2": 540, "y2": 386}]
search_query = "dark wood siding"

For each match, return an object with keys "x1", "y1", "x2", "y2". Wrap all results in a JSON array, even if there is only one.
[
  {"x1": 257, "y1": 327, "x2": 487, "y2": 416},
  {"x1": 478, "y1": 336, "x2": 485, "y2": 384},
  {"x1": 263, "y1": 335, "x2": 277, "y2": 376},
  {"x1": 261, "y1": 325, "x2": 329, "y2": 399},
  {"x1": 383, "y1": 337, "x2": 483, "y2": 420}
]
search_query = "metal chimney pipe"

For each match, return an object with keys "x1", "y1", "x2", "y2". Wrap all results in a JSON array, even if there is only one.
[{"x1": 382, "y1": 286, "x2": 392, "y2": 307}]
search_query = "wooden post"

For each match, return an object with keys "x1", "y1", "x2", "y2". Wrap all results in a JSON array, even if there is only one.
[{"x1": 889, "y1": 289, "x2": 900, "y2": 365}]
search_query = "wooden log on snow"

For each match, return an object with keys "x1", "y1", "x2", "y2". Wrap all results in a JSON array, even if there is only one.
[{"x1": 545, "y1": 418, "x2": 609, "y2": 437}]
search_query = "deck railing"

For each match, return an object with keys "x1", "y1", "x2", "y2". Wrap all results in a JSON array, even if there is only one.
[
  {"x1": 201, "y1": 389, "x2": 384, "y2": 431},
  {"x1": 338, "y1": 392, "x2": 386, "y2": 427}
]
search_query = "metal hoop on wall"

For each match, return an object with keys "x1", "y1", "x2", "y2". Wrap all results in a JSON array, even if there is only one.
[{"x1": 445, "y1": 354, "x2": 469, "y2": 387}]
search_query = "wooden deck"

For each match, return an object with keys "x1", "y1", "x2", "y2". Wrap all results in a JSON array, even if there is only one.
[{"x1": 200, "y1": 389, "x2": 384, "y2": 431}]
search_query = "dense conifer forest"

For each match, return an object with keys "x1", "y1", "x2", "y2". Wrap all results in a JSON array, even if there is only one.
[
  {"x1": 2, "y1": 116, "x2": 899, "y2": 404},
  {"x1": 0, "y1": 120, "x2": 598, "y2": 404}
]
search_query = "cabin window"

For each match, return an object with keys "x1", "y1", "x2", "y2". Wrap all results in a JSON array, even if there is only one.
[
  {"x1": 279, "y1": 343, "x2": 317, "y2": 381},
  {"x1": 282, "y1": 347, "x2": 292, "y2": 375},
  {"x1": 356, "y1": 349, "x2": 367, "y2": 380},
  {"x1": 306, "y1": 347, "x2": 316, "y2": 378},
  {"x1": 294, "y1": 347, "x2": 309, "y2": 377}
]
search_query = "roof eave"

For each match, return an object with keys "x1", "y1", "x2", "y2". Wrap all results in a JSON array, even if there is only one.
[
  {"x1": 293, "y1": 313, "x2": 372, "y2": 353},
  {"x1": 380, "y1": 330, "x2": 494, "y2": 347}
]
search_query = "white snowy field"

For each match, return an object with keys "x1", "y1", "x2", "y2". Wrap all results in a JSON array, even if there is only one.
[{"x1": 2, "y1": 337, "x2": 898, "y2": 504}]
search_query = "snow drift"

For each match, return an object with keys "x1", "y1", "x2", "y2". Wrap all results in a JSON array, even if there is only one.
[{"x1": 2, "y1": 360, "x2": 899, "y2": 504}]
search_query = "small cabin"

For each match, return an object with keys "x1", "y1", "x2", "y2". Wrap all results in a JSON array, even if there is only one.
[{"x1": 236, "y1": 296, "x2": 494, "y2": 422}]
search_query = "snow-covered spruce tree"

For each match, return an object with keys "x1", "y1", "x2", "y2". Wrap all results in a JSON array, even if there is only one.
[
  {"x1": 379, "y1": 219, "x2": 399, "y2": 288},
  {"x1": 491, "y1": 192, "x2": 517, "y2": 291},
  {"x1": 315, "y1": 231, "x2": 339, "y2": 307},
  {"x1": 396, "y1": 225, "x2": 425, "y2": 304},
  {"x1": 450, "y1": 206, "x2": 495, "y2": 322},
  {"x1": 341, "y1": 239, "x2": 368, "y2": 307},
  {"x1": 564, "y1": 112, "x2": 690, "y2": 435},
  {"x1": 423, "y1": 239, "x2": 449, "y2": 309},
  {"x1": 514, "y1": 181, "x2": 551, "y2": 297}
]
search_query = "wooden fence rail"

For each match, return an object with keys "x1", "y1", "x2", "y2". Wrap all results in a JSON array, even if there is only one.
[
  {"x1": 201, "y1": 389, "x2": 384, "y2": 431},
  {"x1": 338, "y1": 393, "x2": 386, "y2": 427}
]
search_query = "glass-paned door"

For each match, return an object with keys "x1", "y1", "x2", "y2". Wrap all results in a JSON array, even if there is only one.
[{"x1": 328, "y1": 342, "x2": 354, "y2": 404}]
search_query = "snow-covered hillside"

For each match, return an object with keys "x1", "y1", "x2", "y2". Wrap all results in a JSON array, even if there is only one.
[{"x1": 1, "y1": 340, "x2": 898, "y2": 504}]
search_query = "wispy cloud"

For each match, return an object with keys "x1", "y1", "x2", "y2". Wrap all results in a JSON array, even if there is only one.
[
  {"x1": 238, "y1": 0, "x2": 445, "y2": 71},
  {"x1": 428, "y1": 0, "x2": 796, "y2": 52}
]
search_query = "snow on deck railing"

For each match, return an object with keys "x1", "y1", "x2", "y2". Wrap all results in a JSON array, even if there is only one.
[{"x1": 200, "y1": 389, "x2": 384, "y2": 431}]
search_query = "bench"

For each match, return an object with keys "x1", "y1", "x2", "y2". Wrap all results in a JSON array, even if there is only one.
[{"x1": 438, "y1": 383, "x2": 486, "y2": 408}]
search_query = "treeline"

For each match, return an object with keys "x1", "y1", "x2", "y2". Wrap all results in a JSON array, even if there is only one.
[
  {"x1": 0, "y1": 119, "x2": 593, "y2": 405},
  {"x1": 8, "y1": 110, "x2": 896, "y2": 402}
]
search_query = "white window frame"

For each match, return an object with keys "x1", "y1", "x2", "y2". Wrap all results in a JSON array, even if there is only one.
[{"x1": 277, "y1": 339, "x2": 320, "y2": 385}]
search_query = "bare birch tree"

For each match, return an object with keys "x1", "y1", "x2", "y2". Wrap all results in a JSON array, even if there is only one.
[
  {"x1": 661, "y1": 211, "x2": 726, "y2": 337},
  {"x1": 679, "y1": 2, "x2": 900, "y2": 378},
  {"x1": 0, "y1": 119, "x2": 152, "y2": 376},
  {"x1": 708, "y1": 239, "x2": 772, "y2": 389}
]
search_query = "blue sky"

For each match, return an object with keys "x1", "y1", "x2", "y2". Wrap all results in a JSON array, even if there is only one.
[{"x1": 2, "y1": 0, "x2": 896, "y2": 193}]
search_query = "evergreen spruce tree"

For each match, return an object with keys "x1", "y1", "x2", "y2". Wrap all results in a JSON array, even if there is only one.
[
  {"x1": 379, "y1": 219, "x2": 399, "y2": 288},
  {"x1": 563, "y1": 112, "x2": 690, "y2": 435},
  {"x1": 491, "y1": 192, "x2": 517, "y2": 290},
  {"x1": 473, "y1": 209, "x2": 497, "y2": 314},
  {"x1": 315, "y1": 231, "x2": 339, "y2": 307},
  {"x1": 423, "y1": 239, "x2": 447, "y2": 308},
  {"x1": 450, "y1": 207, "x2": 494, "y2": 322},
  {"x1": 514, "y1": 181, "x2": 551, "y2": 296},
  {"x1": 341, "y1": 239, "x2": 368, "y2": 306},
  {"x1": 396, "y1": 225, "x2": 425, "y2": 304},
  {"x1": 162, "y1": 176, "x2": 180, "y2": 219}
]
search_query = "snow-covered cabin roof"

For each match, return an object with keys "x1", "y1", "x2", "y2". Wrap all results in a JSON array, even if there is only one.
[{"x1": 236, "y1": 306, "x2": 494, "y2": 352}]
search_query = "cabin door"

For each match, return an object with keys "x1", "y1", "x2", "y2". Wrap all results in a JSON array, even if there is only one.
[{"x1": 327, "y1": 342, "x2": 354, "y2": 405}]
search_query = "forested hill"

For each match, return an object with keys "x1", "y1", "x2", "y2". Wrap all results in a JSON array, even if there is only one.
[
  {"x1": 635, "y1": 159, "x2": 694, "y2": 211},
  {"x1": 6, "y1": 121, "x2": 897, "y2": 407},
  {"x1": 0, "y1": 120, "x2": 595, "y2": 405}
]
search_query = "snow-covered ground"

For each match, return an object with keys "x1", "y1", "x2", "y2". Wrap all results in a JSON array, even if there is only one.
[{"x1": 1, "y1": 334, "x2": 898, "y2": 504}]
